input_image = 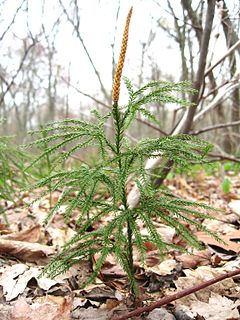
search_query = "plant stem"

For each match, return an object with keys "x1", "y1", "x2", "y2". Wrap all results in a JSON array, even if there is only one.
[
  {"x1": 113, "y1": 101, "x2": 136, "y2": 298},
  {"x1": 112, "y1": 102, "x2": 122, "y2": 154},
  {"x1": 126, "y1": 219, "x2": 135, "y2": 288}
]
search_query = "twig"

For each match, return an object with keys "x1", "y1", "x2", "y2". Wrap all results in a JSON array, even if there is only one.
[
  {"x1": 192, "y1": 120, "x2": 240, "y2": 135},
  {"x1": 193, "y1": 81, "x2": 240, "y2": 123},
  {"x1": 58, "y1": 0, "x2": 110, "y2": 102},
  {"x1": 61, "y1": 77, "x2": 167, "y2": 136},
  {"x1": 111, "y1": 268, "x2": 240, "y2": 320},
  {"x1": 0, "y1": 40, "x2": 35, "y2": 106},
  {"x1": 205, "y1": 39, "x2": 240, "y2": 77},
  {"x1": 201, "y1": 80, "x2": 228, "y2": 100},
  {"x1": 208, "y1": 152, "x2": 240, "y2": 163},
  {"x1": 0, "y1": 0, "x2": 26, "y2": 41}
]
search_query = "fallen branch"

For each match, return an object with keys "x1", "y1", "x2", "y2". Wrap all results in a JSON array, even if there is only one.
[{"x1": 111, "y1": 268, "x2": 240, "y2": 320}]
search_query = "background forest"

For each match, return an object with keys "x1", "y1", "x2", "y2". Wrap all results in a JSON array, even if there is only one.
[
  {"x1": 0, "y1": 1, "x2": 240, "y2": 320},
  {"x1": 0, "y1": 0, "x2": 239, "y2": 155}
]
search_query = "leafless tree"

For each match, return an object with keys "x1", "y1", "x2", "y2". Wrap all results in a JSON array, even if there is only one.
[
  {"x1": 0, "y1": 0, "x2": 239, "y2": 152},
  {"x1": 155, "y1": 0, "x2": 240, "y2": 153},
  {"x1": 127, "y1": 0, "x2": 240, "y2": 208}
]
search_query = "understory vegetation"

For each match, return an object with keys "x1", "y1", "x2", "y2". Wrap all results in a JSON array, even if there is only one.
[
  {"x1": 0, "y1": 118, "x2": 238, "y2": 301},
  {"x1": 0, "y1": 6, "x2": 239, "y2": 311},
  {"x1": 21, "y1": 8, "x2": 225, "y2": 299}
]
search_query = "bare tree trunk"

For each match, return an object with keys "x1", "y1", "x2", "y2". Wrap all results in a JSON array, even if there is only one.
[
  {"x1": 127, "y1": 0, "x2": 216, "y2": 208},
  {"x1": 219, "y1": 0, "x2": 240, "y2": 153},
  {"x1": 181, "y1": 0, "x2": 230, "y2": 152},
  {"x1": 176, "y1": 0, "x2": 216, "y2": 134}
]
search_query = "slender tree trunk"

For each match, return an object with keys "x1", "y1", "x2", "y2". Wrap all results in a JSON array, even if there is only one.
[
  {"x1": 220, "y1": 0, "x2": 240, "y2": 153},
  {"x1": 181, "y1": 0, "x2": 216, "y2": 133},
  {"x1": 127, "y1": 0, "x2": 216, "y2": 208}
]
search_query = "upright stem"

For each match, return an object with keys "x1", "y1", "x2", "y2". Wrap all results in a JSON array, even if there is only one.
[
  {"x1": 111, "y1": 7, "x2": 135, "y2": 297},
  {"x1": 113, "y1": 102, "x2": 122, "y2": 156},
  {"x1": 126, "y1": 220, "x2": 134, "y2": 283},
  {"x1": 113, "y1": 101, "x2": 136, "y2": 297}
]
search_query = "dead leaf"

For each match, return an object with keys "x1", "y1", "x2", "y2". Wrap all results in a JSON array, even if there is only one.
[
  {"x1": 146, "y1": 307, "x2": 175, "y2": 320},
  {"x1": 196, "y1": 231, "x2": 240, "y2": 254},
  {"x1": 222, "y1": 192, "x2": 240, "y2": 202},
  {"x1": 141, "y1": 223, "x2": 176, "y2": 244},
  {"x1": 46, "y1": 226, "x2": 76, "y2": 247},
  {"x1": 145, "y1": 250, "x2": 161, "y2": 267},
  {"x1": 0, "y1": 239, "x2": 55, "y2": 264},
  {"x1": 11, "y1": 296, "x2": 72, "y2": 320},
  {"x1": 105, "y1": 299, "x2": 121, "y2": 310},
  {"x1": 174, "y1": 266, "x2": 238, "y2": 306},
  {"x1": 175, "y1": 249, "x2": 211, "y2": 269},
  {"x1": 147, "y1": 259, "x2": 179, "y2": 276},
  {"x1": 144, "y1": 241, "x2": 157, "y2": 252},
  {"x1": 96, "y1": 253, "x2": 126, "y2": 278},
  {"x1": 0, "y1": 264, "x2": 33, "y2": 301},
  {"x1": 0, "y1": 264, "x2": 63, "y2": 301},
  {"x1": 181, "y1": 292, "x2": 240, "y2": 320},
  {"x1": 0, "y1": 223, "x2": 10, "y2": 235},
  {"x1": 202, "y1": 219, "x2": 237, "y2": 235},
  {"x1": 80, "y1": 285, "x2": 116, "y2": 302},
  {"x1": 1, "y1": 224, "x2": 42, "y2": 243},
  {"x1": 0, "y1": 264, "x2": 28, "y2": 301}
]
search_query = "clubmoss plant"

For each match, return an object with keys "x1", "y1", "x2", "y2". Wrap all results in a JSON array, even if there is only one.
[
  {"x1": 0, "y1": 131, "x2": 30, "y2": 224},
  {"x1": 34, "y1": 126, "x2": 60, "y2": 208},
  {"x1": 26, "y1": 7, "x2": 221, "y2": 299}
]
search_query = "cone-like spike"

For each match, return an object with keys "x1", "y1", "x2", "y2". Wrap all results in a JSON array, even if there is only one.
[{"x1": 112, "y1": 7, "x2": 133, "y2": 104}]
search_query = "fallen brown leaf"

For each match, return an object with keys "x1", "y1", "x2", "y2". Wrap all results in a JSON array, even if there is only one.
[
  {"x1": 174, "y1": 266, "x2": 238, "y2": 306},
  {"x1": 80, "y1": 285, "x2": 116, "y2": 302},
  {"x1": 11, "y1": 295, "x2": 72, "y2": 320},
  {"x1": 146, "y1": 259, "x2": 179, "y2": 276},
  {"x1": 180, "y1": 292, "x2": 240, "y2": 320},
  {"x1": 0, "y1": 238, "x2": 55, "y2": 264},
  {"x1": 106, "y1": 299, "x2": 122, "y2": 310},
  {"x1": 175, "y1": 249, "x2": 211, "y2": 269},
  {"x1": 0, "y1": 264, "x2": 64, "y2": 301},
  {"x1": 1, "y1": 224, "x2": 42, "y2": 243},
  {"x1": 46, "y1": 226, "x2": 76, "y2": 247},
  {"x1": 196, "y1": 231, "x2": 240, "y2": 254}
]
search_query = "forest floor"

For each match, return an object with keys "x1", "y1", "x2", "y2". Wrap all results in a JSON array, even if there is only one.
[{"x1": 0, "y1": 170, "x2": 240, "y2": 320}]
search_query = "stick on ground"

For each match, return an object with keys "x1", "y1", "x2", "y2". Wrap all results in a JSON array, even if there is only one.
[{"x1": 111, "y1": 268, "x2": 240, "y2": 320}]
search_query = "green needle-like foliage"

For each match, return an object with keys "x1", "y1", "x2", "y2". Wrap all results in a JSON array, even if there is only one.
[
  {"x1": 26, "y1": 79, "x2": 221, "y2": 297},
  {"x1": 0, "y1": 133, "x2": 30, "y2": 223}
]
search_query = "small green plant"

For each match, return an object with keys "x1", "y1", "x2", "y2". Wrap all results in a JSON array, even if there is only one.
[
  {"x1": 0, "y1": 133, "x2": 30, "y2": 223},
  {"x1": 32, "y1": 126, "x2": 60, "y2": 207},
  {"x1": 223, "y1": 161, "x2": 240, "y2": 174},
  {"x1": 222, "y1": 177, "x2": 231, "y2": 194},
  {"x1": 26, "y1": 7, "x2": 221, "y2": 299}
]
